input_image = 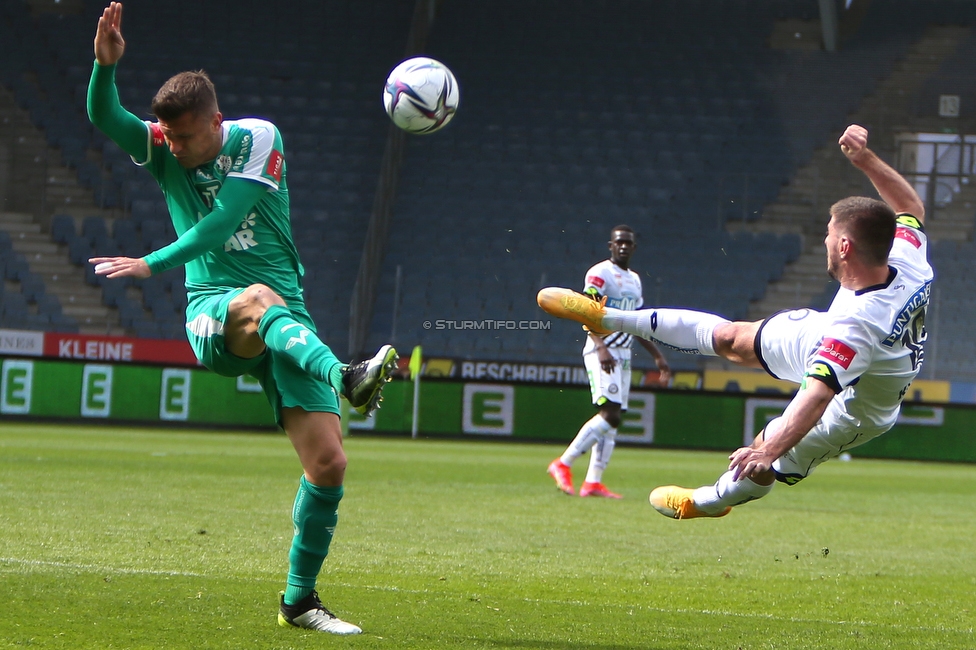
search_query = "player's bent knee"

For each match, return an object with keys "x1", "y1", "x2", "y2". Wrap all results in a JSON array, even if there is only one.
[
  {"x1": 601, "y1": 412, "x2": 622, "y2": 428},
  {"x1": 229, "y1": 284, "x2": 286, "y2": 323},
  {"x1": 241, "y1": 283, "x2": 286, "y2": 308},
  {"x1": 305, "y1": 451, "x2": 347, "y2": 485},
  {"x1": 713, "y1": 321, "x2": 762, "y2": 366}
]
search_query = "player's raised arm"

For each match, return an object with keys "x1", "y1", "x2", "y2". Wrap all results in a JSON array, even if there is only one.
[
  {"x1": 94, "y1": 2, "x2": 125, "y2": 66},
  {"x1": 839, "y1": 124, "x2": 925, "y2": 223},
  {"x1": 88, "y1": 2, "x2": 151, "y2": 163}
]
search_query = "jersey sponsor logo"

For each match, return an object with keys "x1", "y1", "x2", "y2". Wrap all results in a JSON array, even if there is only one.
[
  {"x1": 265, "y1": 149, "x2": 284, "y2": 182},
  {"x1": 817, "y1": 338, "x2": 856, "y2": 370},
  {"x1": 587, "y1": 275, "x2": 605, "y2": 289},
  {"x1": 150, "y1": 123, "x2": 165, "y2": 147},
  {"x1": 606, "y1": 296, "x2": 638, "y2": 310},
  {"x1": 895, "y1": 227, "x2": 921, "y2": 249},
  {"x1": 223, "y1": 212, "x2": 260, "y2": 252},
  {"x1": 231, "y1": 132, "x2": 253, "y2": 173},
  {"x1": 882, "y1": 281, "x2": 930, "y2": 347},
  {"x1": 196, "y1": 179, "x2": 221, "y2": 208}
]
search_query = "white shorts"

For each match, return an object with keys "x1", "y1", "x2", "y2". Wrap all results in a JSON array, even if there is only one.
[
  {"x1": 583, "y1": 346, "x2": 631, "y2": 409},
  {"x1": 764, "y1": 404, "x2": 863, "y2": 483},
  {"x1": 756, "y1": 308, "x2": 828, "y2": 384},
  {"x1": 756, "y1": 309, "x2": 888, "y2": 482}
]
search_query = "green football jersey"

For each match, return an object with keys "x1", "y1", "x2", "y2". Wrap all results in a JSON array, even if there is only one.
[{"x1": 139, "y1": 118, "x2": 306, "y2": 305}]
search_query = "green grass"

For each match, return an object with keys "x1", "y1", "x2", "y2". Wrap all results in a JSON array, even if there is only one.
[{"x1": 1, "y1": 423, "x2": 974, "y2": 649}]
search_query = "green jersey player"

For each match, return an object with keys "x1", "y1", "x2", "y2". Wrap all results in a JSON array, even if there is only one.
[{"x1": 87, "y1": 2, "x2": 397, "y2": 635}]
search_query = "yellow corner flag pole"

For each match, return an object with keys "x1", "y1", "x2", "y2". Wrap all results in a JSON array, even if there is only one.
[{"x1": 409, "y1": 345, "x2": 422, "y2": 439}]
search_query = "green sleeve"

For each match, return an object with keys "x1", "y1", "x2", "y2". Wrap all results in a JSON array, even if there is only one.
[
  {"x1": 143, "y1": 177, "x2": 269, "y2": 274},
  {"x1": 87, "y1": 61, "x2": 150, "y2": 162}
]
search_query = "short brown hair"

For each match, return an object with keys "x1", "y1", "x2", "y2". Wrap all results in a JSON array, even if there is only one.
[
  {"x1": 151, "y1": 70, "x2": 218, "y2": 121},
  {"x1": 830, "y1": 196, "x2": 896, "y2": 266}
]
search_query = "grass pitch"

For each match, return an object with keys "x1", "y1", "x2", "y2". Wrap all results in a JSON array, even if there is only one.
[{"x1": 0, "y1": 423, "x2": 973, "y2": 649}]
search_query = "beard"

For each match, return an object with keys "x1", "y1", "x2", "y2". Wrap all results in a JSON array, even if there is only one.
[{"x1": 826, "y1": 258, "x2": 839, "y2": 281}]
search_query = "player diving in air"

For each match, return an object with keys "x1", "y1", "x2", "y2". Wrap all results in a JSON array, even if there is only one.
[{"x1": 539, "y1": 125, "x2": 931, "y2": 520}]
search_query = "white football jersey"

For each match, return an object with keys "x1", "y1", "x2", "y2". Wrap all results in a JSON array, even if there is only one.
[
  {"x1": 809, "y1": 214, "x2": 932, "y2": 433},
  {"x1": 582, "y1": 259, "x2": 643, "y2": 351}
]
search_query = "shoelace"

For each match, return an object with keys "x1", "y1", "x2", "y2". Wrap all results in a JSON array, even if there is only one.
[{"x1": 305, "y1": 592, "x2": 338, "y2": 619}]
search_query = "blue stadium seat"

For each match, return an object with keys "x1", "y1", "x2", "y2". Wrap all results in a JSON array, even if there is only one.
[
  {"x1": 81, "y1": 215, "x2": 109, "y2": 243},
  {"x1": 50, "y1": 214, "x2": 76, "y2": 245}
]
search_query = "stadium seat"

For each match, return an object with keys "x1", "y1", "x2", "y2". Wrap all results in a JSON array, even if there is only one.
[
  {"x1": 4, "y1": 257, "x2": 31, "y2": 282},
  {"x1": 19, "y1": 274, "x2": 46, "y2": 303},
  {"x1": 50, "y1": 214, "x2": 76, "y2": 244},
  {"x1": 36, "y1": 294, "x2": 63, "y2": 317},
  {"x1": 81, "y1": 215, "x2": 109, "y2": 243}
]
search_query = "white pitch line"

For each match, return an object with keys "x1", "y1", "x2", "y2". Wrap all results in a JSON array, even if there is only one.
[{"x1": 350, "y1": 583, "x2": 973, "y2": 636}]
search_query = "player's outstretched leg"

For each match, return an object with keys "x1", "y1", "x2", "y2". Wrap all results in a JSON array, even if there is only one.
[
  {"x1": 649, "y1": 486, "x2": 731, "y2": 519},
  {"x1": 278, "y1": 590, "x2": 362, "y2": 635},
  {"x1": 341, "y1": 344, "x2": 399, "y2": 416},
  {"x1": 538, "y1": 287, "x2": 730, "y2": 357},
  {"x1": 649, "y1": 471, "x2": 772, "y2": 520},
  {"x1": 537, "y1": 288, "x2": 612, "y2": 336}
]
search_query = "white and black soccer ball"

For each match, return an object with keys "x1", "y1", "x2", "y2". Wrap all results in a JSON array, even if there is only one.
[{"x1": 382, "y1": 57, "x2": 459, "y2": 134}]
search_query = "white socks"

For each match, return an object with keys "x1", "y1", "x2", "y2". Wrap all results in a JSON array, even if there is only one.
[
  {"x1": 692, "y1": 470, "x2": 774, "y2": 514},
  {"x1": 584, "y1": 429, "x2": 617, "y2": 484},
  {"x1": 602, "y1": 308, "x2": 729, "y2": 356},
  {"x1": 561, "y1": 414, "x2": 614, "y2": 469}
]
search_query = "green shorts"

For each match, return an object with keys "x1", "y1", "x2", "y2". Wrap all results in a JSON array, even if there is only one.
[{"x1": 184, "y1": 289, "x2": 340, "y2": 426}]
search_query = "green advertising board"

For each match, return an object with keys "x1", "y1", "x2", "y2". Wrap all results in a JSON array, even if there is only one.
[
  {"x1": 2, "y1": 357, "x2": 974, "y2": 463},
  {"x1": 348, "y1": 380, "x2": 743, "y2": 452},
  {"x1": 0, "y1": 358, "x2": 275, "y2": 427}
]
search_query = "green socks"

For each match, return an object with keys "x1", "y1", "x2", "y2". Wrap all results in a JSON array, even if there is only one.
[
  {"x1": 260, "y1": 306, "x2": 348, "y2": 605},
  {"x1": 283, "y1": 477, "x2": 343, "y2": 606},
  {"x1": 258, "y1": 305, "x2": 345, "y2": 392}
]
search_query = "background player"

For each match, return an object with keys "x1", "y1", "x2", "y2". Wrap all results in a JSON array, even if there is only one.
[
  {"x1": 547, "y1": 225, "x2": 670, "y2": 498},
  {"x1": 539, "y1": 124, "x2": 930, "y2": 517},
  {"x1": 86, "y1": 2, "x2": 397, "y2": 634}
]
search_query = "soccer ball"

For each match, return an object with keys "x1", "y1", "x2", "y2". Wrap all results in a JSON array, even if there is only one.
[{"x1": 382, "y1": 57, "x2": 459, "y2": 134}]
